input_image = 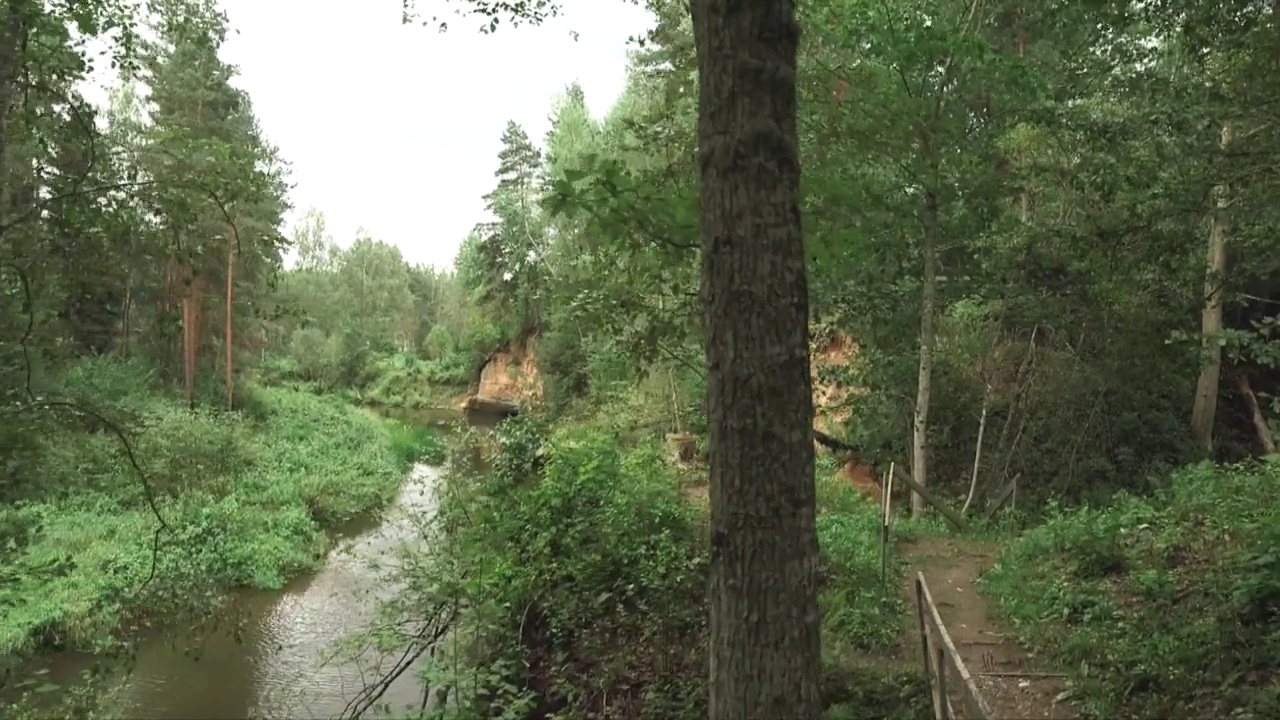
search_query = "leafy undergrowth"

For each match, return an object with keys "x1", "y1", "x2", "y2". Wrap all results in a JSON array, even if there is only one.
[
  {"x1": 814, "y1": 481, "x2": 903, "y2": 649},
  {"x1": 981, "y1": 459, "x2": 1280, "y2": 719},
  {"x1": 395, "y1": 417, "x2": 927, "y2": 720},
  {"x1": 815, "y1": 455, "x2": 931, "y2": 719},
  {"x1": 0, "y1": 358, "x2": 440, "y2": 658},
  {"x1": 356, "y1": 352, "x2": 473, "y2": 409},
  {"x1": 261, "y1": 348, "x2": 473, "y2": 409}
]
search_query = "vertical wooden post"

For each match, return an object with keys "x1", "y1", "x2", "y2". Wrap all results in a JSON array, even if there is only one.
[
  {"x1": 121, "y1": 276, "x2": 132, "y2": 357},
  {"x1": 182, "y1": 294, "x2": 194, "y2": 408},
  {"x1": 936, "y1": 644, "x2": 950, "y2": 719},
  {"x1": 880, "y1": 464, "x2": 893, "y2": 584},
  {"x1": 225, "y1": 238, "x2": 235, "y2": 409},
  {"x1": 916, "y1": 574, "x2": 930, "y2": 672}
]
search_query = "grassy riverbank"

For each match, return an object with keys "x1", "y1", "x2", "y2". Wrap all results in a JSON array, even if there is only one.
[
  {"x1": 0, "y1": 359, "x2": 441, "y2": 658},
  {"x1": 261, "y1": 349, "x2": 473, "y2": 410}
]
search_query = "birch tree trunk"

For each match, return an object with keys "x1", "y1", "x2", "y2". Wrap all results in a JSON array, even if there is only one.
[
  {"x1": 1190, "y1": 122, "x2": 1233, "y2": 454},
  {"x1": 912, "y1": 186, "x2": 941, "y2": 517}
]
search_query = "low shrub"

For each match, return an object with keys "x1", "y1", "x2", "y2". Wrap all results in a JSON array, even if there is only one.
[
  {"x1": 359, "y1": 352, "x2": 474, "y2": 408},
  {"x1": 815, "y1": 477, "x2": 908, "y2": 653},
  {"x1": 385, "y1": 417, "x2": 448, "y2": 466},
  {"x1": 259, "y1": 345, "x2": 475, "y2": 409}
]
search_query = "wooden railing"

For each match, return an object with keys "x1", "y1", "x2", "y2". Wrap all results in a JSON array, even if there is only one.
[{"x1": 914, "y1": 572, "x2": 995, "y2": 720}]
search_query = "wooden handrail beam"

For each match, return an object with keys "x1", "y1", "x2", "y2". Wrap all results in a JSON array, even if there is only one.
[{"x1": 915, "y1": 572, "x2": 995, "y2": 720}]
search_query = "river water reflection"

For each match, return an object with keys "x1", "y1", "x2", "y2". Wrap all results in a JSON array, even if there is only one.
[
  {"x1": 17, "y1": 405, "x2": 497, "y2": 719},
  {"x1": 112, "y1": 462, "x2": 440, "y2": 719}
]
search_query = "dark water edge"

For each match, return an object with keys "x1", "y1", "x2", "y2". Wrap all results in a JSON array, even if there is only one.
[
  {"x1": 368, "y1": 403, "x2": 511, "y2": 430},
  {"x1": 3, "y1": 404, "x2": 502, "y2": 719}
]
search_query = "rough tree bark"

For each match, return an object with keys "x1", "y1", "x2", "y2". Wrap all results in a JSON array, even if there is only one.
[
  {"x1": 0, "y1": 2, "x2": 26, "y2": 192},
  {"x1": 690, "y1": 0, "x2": 823, "y2": 717},
  {"x1": 1190, "y1": 122, "x2": 1232, "y2": 453}
]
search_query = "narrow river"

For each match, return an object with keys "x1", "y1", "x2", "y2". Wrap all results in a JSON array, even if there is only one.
[{"x1": 20, "y1": 406, "x2": 493, "y2": 719}]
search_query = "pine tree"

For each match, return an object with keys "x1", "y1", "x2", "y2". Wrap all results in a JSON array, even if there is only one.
[
  {"x1": 137, "y1": 0, "x2": 288, "y2": 405},
  {"x1": 476, "y1": 120, "x2": 546, "y2": 332}
]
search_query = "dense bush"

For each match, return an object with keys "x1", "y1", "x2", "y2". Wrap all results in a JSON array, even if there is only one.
[
  {"x1": 0, "y1": 358, "x2": 439, "y2": 657},
  {"x1": 359, "y1": 352, "x2": 475, "y2": 407},
  {"x1": 382, "y1": 417, "x2": 925, "y2": 720},
  {"x1": 981, "y1": 460, "x2": 1280, "y2": 718},
  {"x1": 412, "y1": 417, "x2": 708, "y2": 719}
]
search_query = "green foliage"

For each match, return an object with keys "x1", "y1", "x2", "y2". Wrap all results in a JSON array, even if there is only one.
[
  {"x1": 384, "y1": 417, "x2": 447, "y2": 466},
  {"x1": 423, "y1": 0, "x2": 1280, "y2": 527},
  {"x1": 408, "y1": 417, "x2": 709, "y2": 719},
  {"x1": 820, "y1": 662, "x2": 931, "y2": 720},
  {"x1": 0, "y1": 359, "x2": 435, "y2": 657},
  {"x1": 260, "y1": 217, "x2": 492, "y2": 407},
  {"x1": 374, "y1": 415, "x2": 919, "y2": 718},
  {"x1": 360, "y1": 352, "x2": 475, "y2": 406},
  {"x1": 14, "y1": 0, "x2": 1280, "y2": 715},
  {"x1": 815, "y1": 481, "x2": 908, "y2": 653},
  {"x1": 982, "y1": 460, "x2": 1280, "y2": 718}
]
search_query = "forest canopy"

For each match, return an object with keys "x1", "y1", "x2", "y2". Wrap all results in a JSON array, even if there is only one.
[{"x1": 3, "y1": 0, "x2": 1280, "y2": 718}]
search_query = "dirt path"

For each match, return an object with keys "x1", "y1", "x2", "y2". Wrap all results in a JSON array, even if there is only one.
[{"x1": 900, "y1": 536, "x2": 1076, "y2": 720}]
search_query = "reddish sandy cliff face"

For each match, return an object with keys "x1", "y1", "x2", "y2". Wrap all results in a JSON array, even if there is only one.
[
  {"x1": 465, "y1": 336, "x2": 543, "y2": 411},
  {"x1": 810, "y1": 332, "x2": 881, "y2": 503},
  {"x1": 464, "y1": 330, "x2": 881, "y2": 501}
]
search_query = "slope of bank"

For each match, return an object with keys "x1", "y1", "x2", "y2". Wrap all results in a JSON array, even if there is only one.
[
  {"x1": 0, "y1": 359, "x2": 440, "y2": 660},
  {"x1": 981, "y1": 460, "x2": 1280, "y2": 719}
]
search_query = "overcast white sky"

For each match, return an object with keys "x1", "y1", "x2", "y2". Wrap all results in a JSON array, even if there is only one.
[{"x1": 89, "y1": 0, "x2": 654, "y2": 269}]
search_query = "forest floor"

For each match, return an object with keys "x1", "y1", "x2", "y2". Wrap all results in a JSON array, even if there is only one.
[
  {"x1": 679, "y1": 473, "x2": 1079, "y2": 719},
  {"x1": 901, "y1": 536, "x2": 1078, "y2": 719}
]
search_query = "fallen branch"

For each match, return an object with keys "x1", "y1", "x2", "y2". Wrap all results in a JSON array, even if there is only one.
[
  {"x1": 813, "y1": 427, "x2": 966, "y2": 530},
  {"x1": 813, "y1": 427, "x2": 868, "y2": 462},
  {"x1": 1234, "y1": 370, "x2": 1277, "y2": 454},
  {"x1": 982, "y1": 474, "x2": 1022, "y2": 521},
  {"x1": 973, "y1": 671, "x2": 1067, "y2": 679},
  {"x1": 891, "y1": 464, "x2": 967, "y2": 531}
]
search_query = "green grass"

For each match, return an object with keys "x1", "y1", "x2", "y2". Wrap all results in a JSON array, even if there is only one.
[
  {"x1": 814, "y1": 463, "x2": 911, "y2": 654},
  {"x1": 981, "y1": 459, "x2": 1280, "y2": 719},
  {"x1": 383, "y1": 416, "x2": 447, "y2": 465},
  {"x1": 0, "y1": 358, "x2": 441, "y2": 657},
  {"x1": 812, "y1": 455, "x2": 930, "y2": 720},
  {"x1": 259, "y1": 349, "x2": 473, "y2": 410},
  {"x1": 357, "y1": 352, "x2": 472, "y2": 408}
]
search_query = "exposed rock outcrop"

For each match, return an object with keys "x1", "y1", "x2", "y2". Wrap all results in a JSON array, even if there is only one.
[
  {"x1": 810, "y1": 330, "x2": 881, "y2": 503},
  {"x1": 462, "y1": 335, "x2": 543, "y2": 416},
  {"x1": 811, "y1": 331, "x2": 860, "y2": 437}
]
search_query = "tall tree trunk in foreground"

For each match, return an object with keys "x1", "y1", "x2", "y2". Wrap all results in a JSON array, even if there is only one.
[
  {"x1": 1191, "y1": 122, "x2": 1232, "y2": 453},
  {"x1": 690, "y1": 0, "x2": 823, "y2": 717}
]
